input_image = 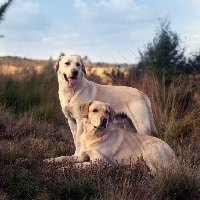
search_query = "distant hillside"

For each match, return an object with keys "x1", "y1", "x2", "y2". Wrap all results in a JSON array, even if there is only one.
[
  {"x1": 0, "y1": 56, "x2": 49, "y2": 68},
  {"x1": 0, "y1": 56, "x2": 51, "y2": 76},
  {"x1": 0, "y1": 56, "x2": 131, "y2": 84}
]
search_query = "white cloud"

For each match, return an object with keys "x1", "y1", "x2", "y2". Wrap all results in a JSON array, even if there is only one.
[
  {"x1": 6, "y1": 0, "x2": 39, "y2": 21},
  {"x1": 98, "y1": 0, "x2": 134, "y2": 10},
  {"x1": 0, "y1": 0, "x2": 9, "y2": 4},
  {"x1": 2, "y1": 0, "x2": 51, "y2": 30},
  {"x1": 74, "y1": 0, "x2": 95, "y2": 19},
  {"x1": 15, "y1": 0, "x2": 39, "y2": 14},
  {"x1": 0, "y1": 0, "x2": 52, "y2": 46},
  {"x1": 74, "y1": 0, "x2": 157, "y2": 24}
]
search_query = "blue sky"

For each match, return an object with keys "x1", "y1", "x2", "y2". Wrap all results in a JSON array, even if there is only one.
[{"x1": 0, "y1": 0, "x2": 200, "y2": 64}]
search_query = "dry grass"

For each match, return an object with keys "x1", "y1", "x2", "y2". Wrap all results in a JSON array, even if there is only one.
[
  {"x1": 108, "y1": 68, "x2": 200, "y2": 142},
  {"x1": 0, "y1": 56, "x2": 200, "y2": 199},
  {"x1": 0, "y1": 56, "x2": 128, "y2": 84}
]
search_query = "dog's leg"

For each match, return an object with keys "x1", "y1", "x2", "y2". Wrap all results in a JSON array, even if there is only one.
[
  {"x1": 123, "y1": 118, "x2": 137, "y2": 132},
  {"x1": 66, "y1": 116, "x2": 77, "y2": 142},
  {"x1": 142, "y1": 140, "x2": 177, "y2": 173},
  {"x1": 125, "y1": 102, "x2": 152, "y2": 135},
  {"x1": 43, "y1": 155, "x2": 76, "y2": 163},
  {"x1": 59, "y1": 161, "x2": 99, "y2": 172},
  {"x1": 43, "y1": 151, "x2": 89, "y2": 164},
  {"x1": 74, "y1": 119, "x2": 84, "y2": 155}
]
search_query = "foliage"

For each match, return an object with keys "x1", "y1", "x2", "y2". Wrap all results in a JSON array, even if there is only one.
[
  {"x1": 0, "y1": 0, "x2": 14, "y2": 37},
  {"x1": 138, "y1": 19, "x2": 193, "y2": 81}
]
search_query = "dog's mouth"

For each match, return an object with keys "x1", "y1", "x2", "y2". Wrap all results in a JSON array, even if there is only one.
[
  {"x1": 93, "y1": 125, "x2": 107, "y2": 129},
  {"x1": 93, "y1": 120, "x2": 108, "y2": 129},
  {"x1": 63, "y1": 74, "x2": 78, "y2": 89}
]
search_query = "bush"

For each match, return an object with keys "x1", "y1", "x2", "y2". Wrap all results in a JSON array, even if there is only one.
[{"x1": 137, "y1": 19, "x2": 194, "y2": 81}]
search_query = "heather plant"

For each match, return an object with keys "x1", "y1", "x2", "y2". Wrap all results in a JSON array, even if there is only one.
[
  {"x1": 0, "y1": 111, "x2": 200, "y2": 199},
  {"x1": 0, "y1": 60, "x2": 200, "y2": 199},
  {"x1": 1, "y1": 166, "x2": 41, "y2": 198}
]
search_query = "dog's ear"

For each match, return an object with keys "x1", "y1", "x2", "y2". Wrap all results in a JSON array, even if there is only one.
[
  {"x1": 79, "y1": 57, "x2": 86, "y2": 74},
  {"x1": 109, "y1": 105, "x2": 115, "y2": 122},
  {"x1": 79, "y1": 101, "x2": 93, "y2": 118},
  {"x1": 55, "y1": 56, "x2": 63, "y2": 73}
]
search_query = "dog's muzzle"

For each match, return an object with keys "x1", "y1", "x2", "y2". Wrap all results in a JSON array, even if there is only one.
[
  {"x1": 63, "y1": 70, "x2": 79, "y2": 89},
  {"x1": 94, "y1": 118, "x2": 108, "y2": 129}
]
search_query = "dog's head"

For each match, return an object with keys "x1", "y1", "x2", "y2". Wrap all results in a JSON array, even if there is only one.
[
  {"x1": 79, "y1": 101, "x2": 115, "y2": 129},
  {"x1": 55, "y1": 55, "x2": 86, "y2": 89}
]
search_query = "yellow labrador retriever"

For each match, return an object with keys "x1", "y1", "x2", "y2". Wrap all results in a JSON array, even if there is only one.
[
  {"x1": 55, "y1": 55, "x2": 157, "y2": 155},
  {"x1": 44, "y1": 101, "x2": 177, "y2": 173}
]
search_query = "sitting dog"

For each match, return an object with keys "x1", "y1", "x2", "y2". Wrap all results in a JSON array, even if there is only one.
[{"x1": 44, "y1": 101, "x2": 177, "y2": 173}]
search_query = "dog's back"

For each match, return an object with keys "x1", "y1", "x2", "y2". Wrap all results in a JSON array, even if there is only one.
[{"x1": 104, "y1": 126, "x2": 177, "y2": 172}]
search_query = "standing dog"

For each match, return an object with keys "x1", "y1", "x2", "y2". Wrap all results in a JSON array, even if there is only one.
[
  {"x1": 44, "y1": 101, "x2": 177, "y2": 173},
  {"x1": 55, "y1": 55, "x2": 157, "y2": 155}
]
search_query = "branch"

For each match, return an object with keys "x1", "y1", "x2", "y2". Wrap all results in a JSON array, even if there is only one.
[{"x1": 0, "y1": 0, "x2": 14, "y2": 24}]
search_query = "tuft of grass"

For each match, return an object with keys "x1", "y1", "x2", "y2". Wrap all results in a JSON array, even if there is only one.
[
  {"x1": 152, "y1": 163, "x2": 200, "y2": 199},
  {"x1": 0, "y1": 65, "x2": 65, "y2": 123},
  {"x1": 52, "y1": 178, "x2": 99, "y2": 199},
  {"x1": 1, "y1": 166, "x2": 41, "y2": 199}
]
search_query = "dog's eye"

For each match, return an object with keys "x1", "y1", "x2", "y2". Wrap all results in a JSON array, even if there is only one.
[
  {"x1": 93, "y1": 109, "x2": 98, "y2": 112},
  {"x1": 76, "y1": 62, "x2": 80, "y2": 66},
  {"x1": 105, "y1": 110, "x2": 109, "y2": 114},
  {"x1": 65, "y1": 62, "x2": 70, "y2": 65}
]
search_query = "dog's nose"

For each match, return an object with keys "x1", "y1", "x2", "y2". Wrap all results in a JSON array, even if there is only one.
[
  {"x1": 71, "y1": 69, "x2": 78, "y2": 77},
  {"x1": 100, "y1": 117, "x2": 107, "y2": 127}
]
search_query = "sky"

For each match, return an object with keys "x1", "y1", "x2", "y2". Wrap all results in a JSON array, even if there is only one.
[{"x1": 0, "y1": 0, "x2": 200, "y2": 64}]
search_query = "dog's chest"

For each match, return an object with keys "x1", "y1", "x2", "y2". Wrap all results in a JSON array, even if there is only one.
[{"x1": 59, "y1": 92, "x2": 82, "y2": 119}]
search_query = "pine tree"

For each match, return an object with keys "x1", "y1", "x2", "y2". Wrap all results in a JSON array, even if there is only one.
[{"x1": 138, "y1": 19, "x2": 187, "y2": 80}]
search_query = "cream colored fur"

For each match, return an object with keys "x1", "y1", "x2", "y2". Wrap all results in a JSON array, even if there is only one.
[
  {"x1": 44, "y1": 101, "x2": 177, "y2": 173},
  {"x1": 55, "y1": 55, "x2": 157, "y2": 155}
]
